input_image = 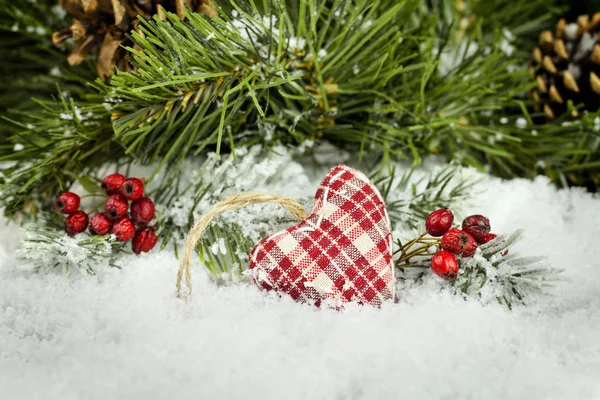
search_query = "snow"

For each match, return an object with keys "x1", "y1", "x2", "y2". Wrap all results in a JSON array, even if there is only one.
[
  {"x1": 564, "y1": 23, "x2": 579, "y2": 41},
  {"x1": 516, "y1": 117, "x2": 527, "y2": 129},
  {"x1": 1, "y1": 158, "x2": 600, "y2": 399},
  {"x1": 499, "y1": 29, "x2": 515, "y2": 56},
  {"x1": 575, "y1": 32, "x2": 596, "y2": 62},
  {"x1": 436, "y1": 40, "x2": 479, "y2": 77},
  {"x1": 568, "y1": 63, "x2": 582, "y2": 80}
]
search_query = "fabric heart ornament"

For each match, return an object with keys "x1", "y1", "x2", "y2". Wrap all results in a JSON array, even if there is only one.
[{"x1": 248, "y1": 165, "x2": 395, "y2": 307}]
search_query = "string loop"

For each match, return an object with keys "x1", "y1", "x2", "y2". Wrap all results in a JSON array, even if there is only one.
[{"x1": 176, "y1": 192, "x2": 306, "y2": 298}]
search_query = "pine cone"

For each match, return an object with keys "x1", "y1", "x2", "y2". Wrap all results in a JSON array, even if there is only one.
[
  {"x1": 531, "y1": 14, "x2": 600, "y2": 119},
  {"x1": 53, "y1": 0, "x2": 218, "y2": 79}
]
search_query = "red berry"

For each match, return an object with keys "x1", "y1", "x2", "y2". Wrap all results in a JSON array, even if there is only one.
[
  {"x1": 89, "y1": 213, "x2": 113, "y2": 236},
  {"x1": 480, "y1": 233, "x2": 497, "y2": 244},
  {"x1": 54, "y1": 192, "x2": 80, "y2": 214},
  {"x1": 105, "y1": 194, "x2": 129, "y2": 220},
  {"x1": 111, "y1": 217, "x2": 136, "y2": 241},
  {"x1": 101, "y1": 173, "x2": 126, "y2": 196},
  {"x1": 462, "y1": 214, "x2": 491, "y2": 243},
  {"x1": 64, "y1": 211, "x2": 89, "y2": 236},
  {"x1": 132, "y1": 227, "x2": 158, "y2": 254},
  {"x1": 130, "y1": 198, "x2": 155, "y2": 225},
  {"x1": 431, "y1": 251, "x2": 459, "y2": 280},
  {"x1": 120, "y1": 178, "x2": 144, "y2": 201},
  {"x1": 441, "y1": 228, "x2": 478, "y2": 257},
  {"x1": 425, "y1": 208, "x2": 454, "y2": 237}
]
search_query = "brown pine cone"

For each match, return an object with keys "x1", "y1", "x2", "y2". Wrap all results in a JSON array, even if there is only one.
[
  {"x1": 530, "y1": 14, "x2": 600, "y2": 119},
  {"x1": 53, "y1": 0, "x2": 218, "y2": 79}
]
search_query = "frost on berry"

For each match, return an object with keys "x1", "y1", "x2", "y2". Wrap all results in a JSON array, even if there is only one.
[
  {"x1": 425, "y1": 208, "x2": 454, "y2": 237},
  {"x1": 54, "y1": 192, "x2": 81, "y2": 214},
  {"x1": 111, "y1": 217, "x2": 136, "y2": 241},
  {"x1": 120, "y1": 178, "x2": 144, "y2": 201},
  {"x1": 101, "y1": 173, "x2": 126, "y2": 195},
  {"x1": 131, "y1": 198, "x2": 155, "y2": 225},
  {"x1": 132, "y1": 227, "x2": 158, "y2": 254},
  {"x1": 105, "y1": 195, "x2": 129, "y2": 220},
  {"x1": 441, "y1": 228, "x2": 478, "y2": 257},
  {"x1": 64, "y1": 211, "x2": 89, "y2": 236},
  {"x1": 462, "y1": 214, "x2": 491, "y2": 243},
  {"x1": 431, "y1": 251, "x2": 459, "y2": 280},
  {"x1": 89, "y1": 213, "x2": 113, "y2": 236}
]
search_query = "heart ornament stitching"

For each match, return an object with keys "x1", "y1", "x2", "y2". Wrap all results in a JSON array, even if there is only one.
[{"x1": 248, "y1": 165, "x2": 395, "y2": 307}]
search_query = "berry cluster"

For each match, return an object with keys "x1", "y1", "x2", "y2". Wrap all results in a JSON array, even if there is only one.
[
  {"x1": 425, "y1": 209, "x2": 496, "y2": 280},
  {"x1": 54, "y1": 174, "x2": 158, "y2": 254}
]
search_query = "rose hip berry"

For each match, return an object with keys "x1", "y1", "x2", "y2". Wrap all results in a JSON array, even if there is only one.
[
  {"x1": 111, "y1": 217, "x2": 136, "y2": 241},
  {"x1": 480, "y1": 233, "x2": 497, "y2": 244},
  {"x1": 462, "y1": 214, "x2": 491, "y2": 243},
  {"x1": 431, "y1": 251, "x2": 460, "y2": 280},
  {"x1": 89, "y1": 212, "x2": 113, "y2": 236},
  {"x1": 101, "y1": 173, "x2": 126, "y2": 196},
  {"x1": 54, "y1": 192, "x2": 81, "y2": 214},
  {"x1": 425, "y1": 208, "x2": 454, "y2": 237},
  {"x1": 130, "y1": 198, "x2": 155, "y2": 225},
  {"x1": 105, "y1": 194, "x2": 129, "y2": 220},
  {"x1": 441, "y1": 228, "x2": 478, "y2": 257},
  {"x1": 64, "y1": 211, "x2": 89, "y2": 236},
  {"x1": 132, "y1": 227, "x2": 158, "y2": 254},
  {"x1": 120, "y1": 177, "x2": 144, "y2": 201}
]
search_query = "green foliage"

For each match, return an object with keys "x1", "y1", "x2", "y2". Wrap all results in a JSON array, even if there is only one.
[
  {"x1": 0, "y1": 93, "x2": 118, "y2": 217},
  {"x1": 455, "y1": 0, "x2": 564, "y2": 38},
  {"x1": 489, "y1": 110, "x2": 600, "y2": 189},
  {"x1": 100, "y1": 0, "x2": 428, "y2": 172},
  {"x1": 98, "y1": 0, "x2": 597, "y2": 185},
  {"x1": 376, "y1": 162, "x2": 479, "y2": 230},
  {"x1": 0, "y1": 0, "x2": 94, "y2": 135},
  {"x1": 1, "y1": 0, "x2": 599, "y2": 223}
]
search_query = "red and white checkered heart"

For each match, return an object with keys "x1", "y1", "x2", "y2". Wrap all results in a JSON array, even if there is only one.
[{"x1": 249, "y1": 165, "x2": 395, "y2": 307}]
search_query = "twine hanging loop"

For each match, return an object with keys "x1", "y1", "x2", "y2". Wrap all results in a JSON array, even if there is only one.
[{"x1": 176, "y1": 192, "x2": 306, "y2": 298}]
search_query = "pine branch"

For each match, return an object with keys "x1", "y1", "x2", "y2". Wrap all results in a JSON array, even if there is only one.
[
  {"x1": 98, "y1": 0, "x2": 597, "y2": 186},
  {"x1": 1, "y1": 0, "x2": 597, "y2": 225},
  {"x1": 0, "y1": 92, "x2": 119, "y2": 218},
  {"x1": 0, "y1": 0, "x2": 94, "y2": 135},
  {"x1": 375, "y1": 162, "x2": 480, "y2": 230},
  {"x1": 396, "y1": 230, "x2": 563, "y2": 308},
  {"x1": 99, "y1": 0, "x2": 428, "y2": 174},
  {"x1": 445, "y1": 0, "x2": 565, "y2": 39},
  {"x1": 18, "y1": 217, "x2": 123, "y2": 275},
  {"x1": 197, "y1": 222, "x2": 257, "y2": 282}
]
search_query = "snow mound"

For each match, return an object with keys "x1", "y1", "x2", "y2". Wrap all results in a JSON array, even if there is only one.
[{"x1": 1, "y1": 166, "x2": 599, "y2": 399}]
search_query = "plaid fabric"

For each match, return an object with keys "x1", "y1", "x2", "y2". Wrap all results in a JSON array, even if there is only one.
[{"x1": 249, "y1": 165, "x2": 395, "y2": 307}]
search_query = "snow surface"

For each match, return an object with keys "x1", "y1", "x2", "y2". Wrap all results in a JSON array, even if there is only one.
[{"x1": 1, "y1": 159, "x2": 600, "y2": 399}]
